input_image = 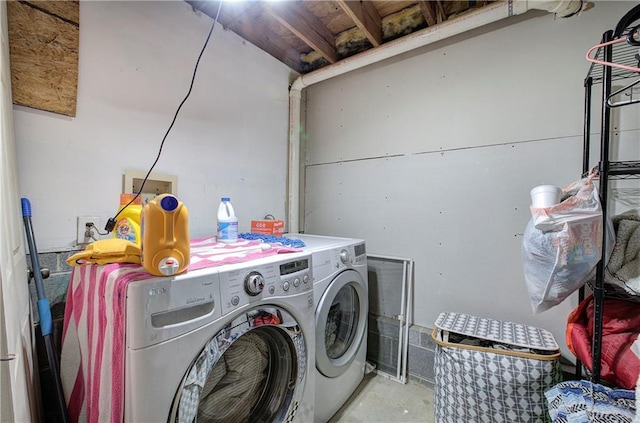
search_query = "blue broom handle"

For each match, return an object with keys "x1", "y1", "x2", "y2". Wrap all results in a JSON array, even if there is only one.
[
  {"x1": 21, "y1": 198, "x2": 52, "y2": 336},
  {"x1": 21, "y1": 198, "x2": 69, "y2": 423}
]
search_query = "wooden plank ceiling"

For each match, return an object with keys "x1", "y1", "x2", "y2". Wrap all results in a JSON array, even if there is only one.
[{"x1": 186, "y1": 0, "x2": 492, "y2": 74}]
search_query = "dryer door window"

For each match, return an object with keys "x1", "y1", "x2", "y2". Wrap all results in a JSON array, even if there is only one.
[
  {"x1": 326, "y1": 285, "x2": 359, "y2": 359},
  {"x1": 316, "y1": 269, "x2": 368, "y2": 378},
  {"x1": 170, "y1": 306, "x2": 306, "y2": 423}
]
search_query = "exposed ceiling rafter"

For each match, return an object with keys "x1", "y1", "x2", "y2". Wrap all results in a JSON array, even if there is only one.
[
  {"x1": 267, "y1": 2, "x2": 338, "y2": 64},
  {"x1": 336, "y1": 0, "x2": 382, "y2": 47},
  {"x1": 186, "y1": 1, "x2": 502, "y2": 74}
]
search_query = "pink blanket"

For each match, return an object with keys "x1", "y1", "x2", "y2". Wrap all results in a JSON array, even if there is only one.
[{"x1": 60, "y1": 237, "x2": 300, "y2": 423}]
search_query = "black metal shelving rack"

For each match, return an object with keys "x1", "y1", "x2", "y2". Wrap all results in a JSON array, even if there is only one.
[{"x1": 582, "y1": 4, "x2": 640, "y2": 384}]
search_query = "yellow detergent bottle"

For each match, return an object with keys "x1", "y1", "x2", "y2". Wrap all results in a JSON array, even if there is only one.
[
  {"x1": 113, "y1": 194, "x2": 142, "y2": 244},
  {"x1": 140, "y1": 194, "x2": 190, "y2": 276}
]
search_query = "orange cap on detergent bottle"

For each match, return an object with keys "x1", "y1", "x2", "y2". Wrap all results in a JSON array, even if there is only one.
[{"x1": 140, "y1": 194, "x2": 190, "y2": 276}]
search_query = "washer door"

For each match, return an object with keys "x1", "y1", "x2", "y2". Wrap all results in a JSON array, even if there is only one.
[
  {"x1": 316, "y1": 269, "x2": 368, "y2": 378},
  {"x1": 169, "y1": 306, "x2": 306, "y2": 423}
]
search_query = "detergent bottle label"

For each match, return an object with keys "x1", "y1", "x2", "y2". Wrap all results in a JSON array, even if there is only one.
[{"x1": 115, "y1": 217, "x2": 137, "y2": 243}]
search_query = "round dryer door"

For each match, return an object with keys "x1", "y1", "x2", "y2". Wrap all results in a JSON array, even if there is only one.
[
  {"x1": 169, "y1": 306, "x2": 307, "y2": 423},
  {"x1": 316, "y1": 269, "x2": 368, "y2": 378}
]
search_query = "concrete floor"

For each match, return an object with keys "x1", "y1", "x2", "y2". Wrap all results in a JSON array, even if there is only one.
[{"x1": 329, "y1": 373, "x2": 436, "y2": 423}]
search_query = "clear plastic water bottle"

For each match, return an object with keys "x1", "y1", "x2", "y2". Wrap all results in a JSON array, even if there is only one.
[{"x1": 217, "y1": 197, "x2": 238, "y2": 243}]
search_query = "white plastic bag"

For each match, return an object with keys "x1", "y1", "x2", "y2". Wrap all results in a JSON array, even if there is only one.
[
  {"x1": 521, "y1": 177, "x2": 613, "y2": 314},
  {"x1": 530, "y1": 177, "x2": 603, "y2": 232}
]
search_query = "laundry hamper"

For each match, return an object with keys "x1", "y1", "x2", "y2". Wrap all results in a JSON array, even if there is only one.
[{"x1": 432, "y1": 312, "x2": 562, "y2": 423}]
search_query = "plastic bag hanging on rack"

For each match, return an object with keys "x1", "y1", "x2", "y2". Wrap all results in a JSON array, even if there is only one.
[{"x1": 521, "y1": 177, "x2": 614, "y2": 314}]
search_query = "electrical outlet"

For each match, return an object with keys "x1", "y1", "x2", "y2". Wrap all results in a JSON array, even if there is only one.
[{"x1": 77, "y1": 216, "x2": 100, "y2": 244}]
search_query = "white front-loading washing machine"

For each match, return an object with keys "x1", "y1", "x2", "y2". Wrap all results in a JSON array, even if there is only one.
[
  {"x1": 284, "y1": 234, "x2": 368, "y2": 423},
  {"x1": 124, "y1": 252, "x2": 315, "y2": 423}
]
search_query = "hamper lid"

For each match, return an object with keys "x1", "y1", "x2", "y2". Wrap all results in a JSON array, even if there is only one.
[{"x1": 434, "y1": 312, "x2": 559, "y2": 351}]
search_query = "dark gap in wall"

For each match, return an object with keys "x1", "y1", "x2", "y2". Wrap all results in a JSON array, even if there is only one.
[{"x1": 35, "y1": 302, "x2": 66, "y2": 423}]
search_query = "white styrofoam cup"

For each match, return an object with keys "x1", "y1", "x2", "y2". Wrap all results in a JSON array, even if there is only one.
[{"x1": 530, "y1": 185, "x2": 562, "y2": 208}]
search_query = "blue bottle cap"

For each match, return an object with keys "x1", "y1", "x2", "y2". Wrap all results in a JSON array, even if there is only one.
[
  {"x1": 221, "y1": 197, "x2": 230, "y2": 202},
  {"x1": 160, "y1": 195, "x2": 179, "y2": 212}
]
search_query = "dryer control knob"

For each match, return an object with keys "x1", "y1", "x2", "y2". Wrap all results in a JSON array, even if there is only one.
[
  {"x1": 244, "y1": 272, "x2": 265, "y2": 296},
  {"x1": 303, "y1": 274, "x2": 309, "y2": 284},
  {"x1": 339, "y1": 249, "x2": 350, "y2": 264}
]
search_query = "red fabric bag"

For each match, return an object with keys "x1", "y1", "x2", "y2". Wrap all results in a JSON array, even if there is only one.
[{"x1": 566, "y1": 294, "x2": 640, "y2": 389}]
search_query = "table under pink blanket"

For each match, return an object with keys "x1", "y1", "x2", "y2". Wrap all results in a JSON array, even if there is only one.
[{"x1": 60, "y1": 237, "x2": 301, "y2": 423}]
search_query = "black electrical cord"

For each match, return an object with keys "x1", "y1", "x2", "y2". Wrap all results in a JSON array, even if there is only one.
[{"x1": 105, "y1": 2, "x2": 223, "y2": 233}]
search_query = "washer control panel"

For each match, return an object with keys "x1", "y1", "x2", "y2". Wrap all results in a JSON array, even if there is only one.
[
  {"x1": 219, "y1": 254, "x2": 312, "y2": 315},
  {"x1": 331, "y1": 242, "x2": 367, "y2": 269}
]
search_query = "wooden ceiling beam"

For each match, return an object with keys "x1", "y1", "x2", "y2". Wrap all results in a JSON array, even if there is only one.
[
  {"x1": 436, "y1": 1, "x2": 446, "y2": 24},
  {"x1": 267, "y1": 3, "x2": 338, "y2": 64},
  {"x1": 417, "y1": 1, "x2": 437, "y2": 26},
  {"x1": 336, "y1": 0, "x2": 382, "y2": 47}
]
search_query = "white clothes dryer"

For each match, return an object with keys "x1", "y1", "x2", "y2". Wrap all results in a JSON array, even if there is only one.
[
  {"x1": 285, "y1": 234, "x2": 368, "y2": 423},
  {"x1": 124, "y1": 252, "x2": 315, "y2": 423}
]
